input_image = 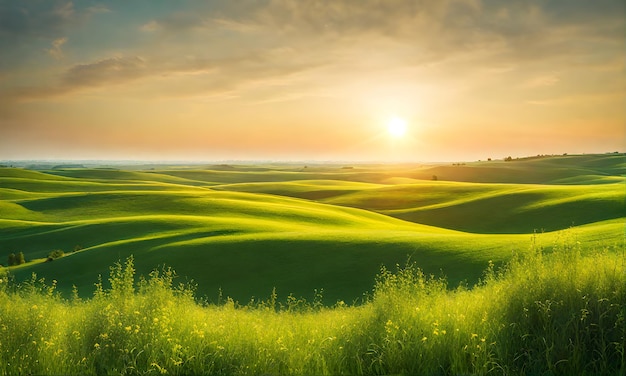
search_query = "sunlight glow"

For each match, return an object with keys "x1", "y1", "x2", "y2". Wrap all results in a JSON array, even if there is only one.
[{"x1": 387, "y1": 117, "x2": 407, "y2": 137}]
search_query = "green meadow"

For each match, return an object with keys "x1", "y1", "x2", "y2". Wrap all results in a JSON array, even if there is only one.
[{"x1": 0, "y1": 154, "x2": 624, "y2": 374}]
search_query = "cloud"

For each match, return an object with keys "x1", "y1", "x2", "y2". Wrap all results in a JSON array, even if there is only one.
[
  {"x1": 143, "y1": 47, "x2": 328, "y2": 100},
  {"x1": 64, "y1": 56, "x2": 147, "y2": 87},
  {"x1": 126, "y1": 0, "x2": 626, "y2": 84},
  {"x1": 522, "y1": 74, "x2": 560, "y2": 89},
  {"x1": 0, "y1": 0, "x2": 76, "y2": 38},
  {"x1": 0, "y1": 0, "x2": 111, "y2": 73},
  {"x1": 5, "y1": 46, "x2": 326, "y2": 102},
  {"x1": 1, "y1": 55, "x2": 149, "y2": 101},
  {"x1": 3, "y1": 0, "x2": 623, "y2": 106},
  {"x1": 526, "y1": 90, "x2": 624, "y2": 106},
  {"x1": 194, "y1": 0, "x2": 625, "y2": 68},
  {"x1": 140, "y1": 11, "x2": 211, "y2": 33},
  {"x1": 46, "y1": 37, "x2": 67, "y2": 60}
]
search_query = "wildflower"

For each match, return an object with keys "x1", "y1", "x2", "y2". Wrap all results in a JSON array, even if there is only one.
[
  {"x1": 471, "y1": 333, "x2": 478, "y2": 339},
  {"x1": 94, "y1": 343, "x2": 100, "y2": 349},
  {"x1": 125, "y1": 326, "x2": 132, "y2": 331},
  {"x1": 441, "y1": 330, "x2": 447, "y2": 335},
  {"x1": 481, "y1": 337, "x2": 486, "y2": 342},
  {"x1": 153, "y1": 318, "x2": 159, "y2": 323},
  {"x1": 31, "y1": 304, "x2": 38, "y2": 310},
  {"x1": 421, "y1": 336, "x2": 427, "y2": 342}
]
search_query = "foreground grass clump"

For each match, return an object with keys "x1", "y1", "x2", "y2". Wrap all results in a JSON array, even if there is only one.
[{"x1": 0, "y1": 242, "x2": 624, "y2": 375}]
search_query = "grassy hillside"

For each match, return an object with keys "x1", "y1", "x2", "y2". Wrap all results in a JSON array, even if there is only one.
[
  {"x1": 1, "y1": 154, "x2": 623, "y2": 304},
  {"x1": 324, "y1": 182, "x2": 624, "y2": 233}
]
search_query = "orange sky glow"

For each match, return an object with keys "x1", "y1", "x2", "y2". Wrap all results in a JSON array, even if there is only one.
[{"x1": 0, "y1": 1, "x2": 624, "y2": 162}]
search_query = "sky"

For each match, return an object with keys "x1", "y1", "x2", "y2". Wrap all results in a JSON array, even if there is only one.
[{"x1": 0, "y1": 0, "x2": 624, "y2": 162}]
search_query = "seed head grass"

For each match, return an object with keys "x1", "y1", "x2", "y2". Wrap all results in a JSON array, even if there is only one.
[{"x1": 0, "y1": 237, "x2": 623, "y2": 375}]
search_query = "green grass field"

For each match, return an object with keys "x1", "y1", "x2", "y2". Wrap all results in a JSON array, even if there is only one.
[
  {"x1": 0, "y1": 154, "x2": 624, "y2": 374},
  {"x1": 1, "y1": 154, "x2": 624, "y2": 303}
]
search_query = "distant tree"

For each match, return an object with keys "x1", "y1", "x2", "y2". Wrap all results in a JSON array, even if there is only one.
[
  {"x1": 7, "y1": 253, "x2": 15, "y2": 266},
  {"x1": 504, "y1": 156, "x2": 513, "y2": 162},
  {"x1": 48, "y1": 250, "x2": 64, "y2": 260},
  {"x1": 16, "y1": 252, "x2": 25, "y2": 265},
  {"x1": 487, "y1": 158, "x2": 491, "y2": 161},
  {"x1": 432, "y1": 175, "x2": 438, "y2": 181}
]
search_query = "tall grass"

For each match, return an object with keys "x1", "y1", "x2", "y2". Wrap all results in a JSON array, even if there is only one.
[{"x1": 0, "y1": 238, "x2": 624, "y2": 375}]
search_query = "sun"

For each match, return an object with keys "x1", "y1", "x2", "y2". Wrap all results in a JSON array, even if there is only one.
[{"x1": 387, "y1": 117, "x2": 407, "y2": 137}]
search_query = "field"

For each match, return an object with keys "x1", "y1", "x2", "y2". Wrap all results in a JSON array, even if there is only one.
[{"x1": 0, "y1": 154, "x2": 624, "y2": 374}]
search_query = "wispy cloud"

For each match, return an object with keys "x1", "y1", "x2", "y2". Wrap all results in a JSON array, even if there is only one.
[
  {"x1": 522, "y1": 74, "x2": 560, "y2": 89},
  {"x1": 64, "y1": 56, "x2": 147, "y2": 87},
  {"x1": 46, "y1": 37, "x2": 67, "y2": 60},
  {"x1": 5, "y1": 46, "x2": 326, "y2": 102}
]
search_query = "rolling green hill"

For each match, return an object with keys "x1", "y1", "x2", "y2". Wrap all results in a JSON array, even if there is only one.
[{"x1": 1, "y1": 154, "x2": 623, "y2": 304}]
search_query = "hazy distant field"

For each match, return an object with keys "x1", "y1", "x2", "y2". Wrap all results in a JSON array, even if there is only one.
[
  {"x1": 1, "y1": 154, "x2": 624, "y2": 303},
  {"x1": 1, "y1": 154, "x2": 624, "y2": 375}
]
